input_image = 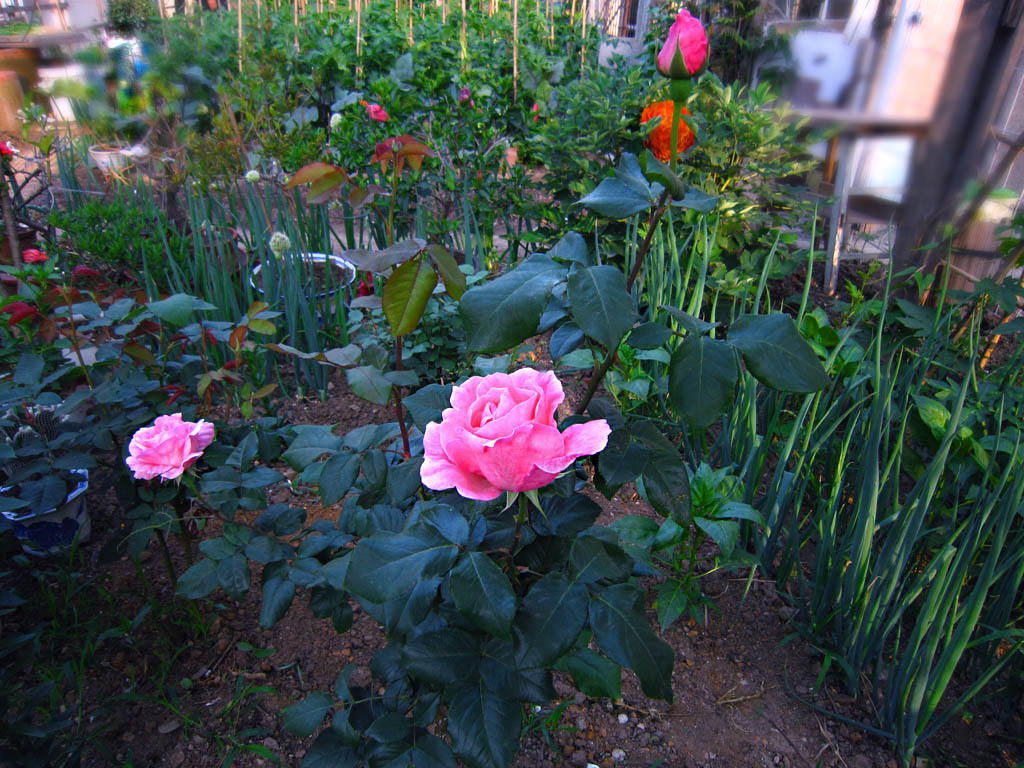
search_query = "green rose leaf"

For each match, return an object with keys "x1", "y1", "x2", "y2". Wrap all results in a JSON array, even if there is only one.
[
  {"x1": 216, "y1": 553, "x2": 251, "y2": 600},
  {"x1": 566, "y1": 265, "x2": 636, "y2": 351},
  {"x1": 447, "y1": 683, "x2": 521, "y2": 768},
  {"x1": 345, "y1": 527, "x2": 459, "y2": 603},
  {"x1": 260, "y1": 575, "x2": 295, "y2": 628},
  {"x1": 282, "y1": 690, "x2": 334, "y2": 737},
  {"x1": 147, "y1": 293, "x2": 197, "y2": 326},
  {"x1": 176, "y1": 558, "x2": 219, "y2": 599},
  {"x1": 514, "y1": 573, "x2": 588, "y2": 667},
  {"x1": 403, "y1": 383, "x2": 453, "y2": 431},
  {"x1": 345, "y1": 365, "x2": 393, "y2": 405},
  {"x1": 302, "y1": 729, "x2": 359, "y2": 767},
  {"x1": 319, "y1": 451, "x2": 360, "y2": 506},
  {"x1": 727, "y1": 314, "x2": 829, "y2": 393},
  {"x1": 402, "y1": 628, "x2": 481, "y2": 686},
  {"x1": 383, "y1": 256, "x2": 439, "y2": 337},
  {"x1": 589, "y1": 583, "x2": 675, "y2": 701},
  {"x1": 460, "y1": 254, "x2": 566, "y2": 352},
  {"x1": 668, "y1": 335, "x2": 740, "y2": 428},
  {"x1": 555, "y1": 647, "x2": 622, "y2": 699},
  {"x1": 451, "y1": 552, "x2": 516, "y2": 638}
]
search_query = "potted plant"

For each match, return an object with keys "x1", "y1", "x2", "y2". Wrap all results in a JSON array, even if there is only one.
[{"x1": 0, "y1": 376, "x2": 97, "y2": 556}]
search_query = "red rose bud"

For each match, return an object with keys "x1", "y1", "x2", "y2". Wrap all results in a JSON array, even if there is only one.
[
  {"x1": 21, "y1": 248, "x2": 47, "y2": 263},
  {"x1": 0, "y1": 141, "x2": 14, "y2": 156},
  {"x1": 657, "y1": 9, "x2": 708, "y2": 79}
]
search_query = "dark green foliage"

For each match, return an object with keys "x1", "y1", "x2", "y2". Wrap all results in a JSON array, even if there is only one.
[{"x1": 176, "y1": 420, "x2": 673, "y2": 768}]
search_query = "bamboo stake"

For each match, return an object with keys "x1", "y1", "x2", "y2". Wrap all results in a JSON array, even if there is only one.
[
  {"x1": 356, "y1": 0, "x2": 363, "y2": 80},
  {"x1": 512, "y1": 0, "x2": 519, "y2": 102},
  {"x1": 237, "y1": 0, "x2": 243, "y2": 72},
  {"x1": 408, "y1": 0, "x2": 413, "y2": 46},
  {"x1": 460, "y1": 0, "x2": 467, "y2": 65},
  {"x1": 579, "y1": 0, "x2": 586, "y2": 71}
]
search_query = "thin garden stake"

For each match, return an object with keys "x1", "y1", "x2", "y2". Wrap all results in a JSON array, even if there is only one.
[
  {"x1": 237, "y1": 0, "x2": 243, "y2": 73},
  {"x1": 513, "y1": 0, "x2": 519, "y2": 101}
]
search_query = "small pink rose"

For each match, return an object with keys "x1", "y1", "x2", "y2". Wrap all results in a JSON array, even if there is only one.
[
  {"x1": 21, "y1": 249, "x2": 47, "y2": 263},
  {"x1": 366, "y1": 103, "x2": 389, "y2": 122},
  {"x1": 458, "y1": 86, "x2": 471, "y2": 103},
  {"x1": 420, "y1": 369, "x2": 611, "y2": 501},
  {"x1": 126, "y1": 413, "x2": 215, "y2": 482},
  {"x1": 656, "y1": 9, "x2": 708, "y2": 79}
]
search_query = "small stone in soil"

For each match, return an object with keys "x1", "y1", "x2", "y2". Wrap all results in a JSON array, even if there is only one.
[{"x1": 158, "y1": 719, "x2": 180, "y2": 734}]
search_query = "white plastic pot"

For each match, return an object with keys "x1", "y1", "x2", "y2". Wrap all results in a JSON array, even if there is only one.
[
  {"x1": 87, "y1": 145, "x2": 129, "y2": 175},
  {"x1": 2, "y1": 470, "x2": 91, "y2": 556},
  {"x1": 250, "y1": 252, "x2": 357, "y2": 300}
]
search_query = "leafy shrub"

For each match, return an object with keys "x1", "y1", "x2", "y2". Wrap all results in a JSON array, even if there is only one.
[
  {"x1": 107, "y1": 0, "x2": 157, "y2": 35},
  {"x1": 49, "y1": 196, "x2": 187, "y2": 287}
]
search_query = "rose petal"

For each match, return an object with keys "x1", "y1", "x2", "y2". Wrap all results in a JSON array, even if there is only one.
[
  {"x1": 477, "y1": 422, "x2": 566, "y2": 494},
  {"x1": 534, "y1": 419, "x2": 612, "y2": 474},
  {"x1": 421, "y1": 422, "x2": 502, "y2": 500}
]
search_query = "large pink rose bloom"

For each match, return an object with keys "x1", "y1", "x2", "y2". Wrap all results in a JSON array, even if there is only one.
[
  {"x1": 656, "y1": 9, "x2": 708, "y2": 79},
  {"x1": 126, "y1": 414, "x2": 216, "y2": 482},
  {"x1": 420, "y1": 369, "x2": 611, "y2": 501}
]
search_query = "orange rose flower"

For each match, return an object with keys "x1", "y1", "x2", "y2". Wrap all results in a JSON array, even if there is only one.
[{"x1": 640, "y1": 101, "x2": 694, "y2": 163}]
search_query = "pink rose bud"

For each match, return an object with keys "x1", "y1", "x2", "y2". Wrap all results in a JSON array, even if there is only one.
[
  {"x1": 126, "y1": 413, "x2": 216, "y2": 482},
  {"x1": 420, "y1": 369, "x2": 611, "y2": 501},
  {"x1": 458, "y1": 86, "x2": 471, "y2": 103},
  {"x1": 657, "y1": 9, "x2": 708, "y2": 79},
  {"x1": 366, "y1": 103, "x2": 389, "y2": 122}
]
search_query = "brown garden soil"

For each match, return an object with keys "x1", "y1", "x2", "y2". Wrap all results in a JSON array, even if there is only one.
[{"x1": 5, "y1": 340, "x2": 1023, "y2": 768}]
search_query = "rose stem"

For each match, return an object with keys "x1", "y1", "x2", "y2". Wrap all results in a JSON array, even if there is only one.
[
  {"x1": 508, "y1": 493, "x2": 529, "y2": 580},
  {"x1": 393, "y1": 335, "x2": 411, "y2": 459},
  {"x1": 155, "y1": 529, "x2": 178, "y2": 585},
  {"x1": 578, "y1": 186, "x2": 673, "y2": 415},
  {"x1": 175, "y1": 497, "x2": 194, "y2": 567}
]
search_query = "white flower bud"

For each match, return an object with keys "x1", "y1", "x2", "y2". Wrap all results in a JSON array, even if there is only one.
[
  {"x1": 329, "y1": 112, "x2": 343, "y2": 130},
  {"x1": 268, "y1": 231, "x2": 291, "y2": 257},
  {"x1": 245, "y1": 170, "x2": 260, "y2": 183}
]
